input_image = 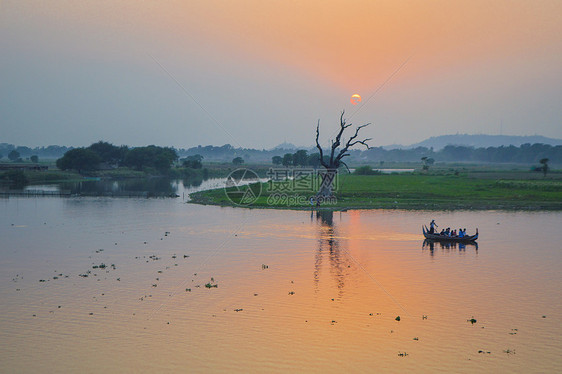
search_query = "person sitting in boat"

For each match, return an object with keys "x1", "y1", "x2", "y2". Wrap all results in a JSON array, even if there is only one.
[
  {"x1": 445, "y1": 227, "x2": 451, "y2": 236},
  {"x1": 458, "y1": 228, "x2": 464, "y2": 238},
  {"x1": 429, "y1": 219, "x2": 438, "y2": 234},
  {"x1": 439, "y1": 229, "x2": 445, "y2": 235}
]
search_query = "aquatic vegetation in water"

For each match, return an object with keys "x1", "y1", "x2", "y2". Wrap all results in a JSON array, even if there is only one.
[{"x1": 205, "y1": 278, "x2": 218, "y2": 288}]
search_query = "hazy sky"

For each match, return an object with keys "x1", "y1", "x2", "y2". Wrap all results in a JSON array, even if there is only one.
[{"x1": 1, "y1": 0, "x2": 561, "y2": 149}]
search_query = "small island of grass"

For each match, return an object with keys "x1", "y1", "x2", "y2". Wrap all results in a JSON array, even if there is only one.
[{"x1": 190, "y1": 168, "x2": 562, "y2": 211}]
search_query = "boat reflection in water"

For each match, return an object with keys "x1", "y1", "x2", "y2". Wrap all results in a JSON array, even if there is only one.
[{"x1": 422, "y1": 238, "x2": 478, "y2": 255}]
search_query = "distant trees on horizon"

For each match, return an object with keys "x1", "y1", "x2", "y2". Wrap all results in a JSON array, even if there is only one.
[{"x1": 3, "y1": 140, "x2": 561, "y2": 167}]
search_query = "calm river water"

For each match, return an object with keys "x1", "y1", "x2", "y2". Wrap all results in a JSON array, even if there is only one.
[{"x1": 1, "y1": 180, "x2": 561, "y2": 373}]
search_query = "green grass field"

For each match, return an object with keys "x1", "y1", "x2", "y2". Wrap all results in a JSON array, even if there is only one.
[{"x1": 190, "y1": 171, "x2": 562, "y2": 211}]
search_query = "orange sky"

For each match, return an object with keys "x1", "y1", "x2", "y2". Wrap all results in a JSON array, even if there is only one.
[{"x1": 1, "y1": 0, "x2": 561, "y2": 147}]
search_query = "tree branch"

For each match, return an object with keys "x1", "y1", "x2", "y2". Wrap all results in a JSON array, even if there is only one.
[{"x1": 316, "y1": 120, "x2": 329, "y2": 168}]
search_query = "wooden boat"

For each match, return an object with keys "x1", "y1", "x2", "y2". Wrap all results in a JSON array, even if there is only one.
[{"x1": 422, "y1": 225, "x2": 478, "y2": 242}]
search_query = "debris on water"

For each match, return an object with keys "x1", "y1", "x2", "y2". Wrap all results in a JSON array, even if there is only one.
[
  {"x1": 395, "y1": 316, "x2": 401, "y2": 321},
  {"x1": 509, "y1": 329, "x2": 518, "y2": 335},
  {"x1": 478, "y1": 350, "x2": 491, "y2": 354},
  {"x1": 331, "y1": 320, "x2": 337, "y2": 324},
  {"x1": 503, "y1": 349, "x2": 515, "y2": 355},
  {"x1": 185, "y1": 288, "x2": 191, "y2": 292},
  {"x1": 261, "y1": 264, "x2": 268, "y2": 269},
  {"x1": 205, "y1": 278, "x2": 218, "y2": 288},
  {"x1": 183, "y1": 255, "x2": 189, "y2": 258},
  {"x1": 288, "y1": 291, "x2": 295, "y2": 295},
  {"x1": 422, "y1": 315, "x2": 428, "y2": 320},
  {"x1": 542, "y1": 315, "x2": 547, "y2": 318},
  {"x1": 254, "y1": 293, "x2": 258, "y2": 296},
  {"x1": 89, "y1": 312, "x2": 94, "y2": 315},
  {"x1": 413, "y1": 337, "x2": 419, "y2": 341},
  {"x1": 172, "y1": 255, "x2": 176, "y2": 259},
  {"x1": 234, "y1": 308, "x2": 243, "y2": 312},
  {"x1": 397, "y1": 352, "x2": 408, "y2": 357},
  {"x1": 468, "y1": 317, "x2": 477, "y2": 324}
]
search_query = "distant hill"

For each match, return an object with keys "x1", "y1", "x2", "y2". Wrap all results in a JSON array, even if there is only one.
[{"x1": 388, "y1": 134, "x2": 562, "y2": 151}]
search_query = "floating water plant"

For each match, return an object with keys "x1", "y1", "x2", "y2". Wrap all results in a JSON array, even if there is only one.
[{"x1": 205, "y1": 278, "x2": 218, "y2": 288}]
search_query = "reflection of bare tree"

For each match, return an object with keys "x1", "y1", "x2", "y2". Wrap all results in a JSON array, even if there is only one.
[{"x1": 314, "y1": 211, "x2": 350, "y2": 297}]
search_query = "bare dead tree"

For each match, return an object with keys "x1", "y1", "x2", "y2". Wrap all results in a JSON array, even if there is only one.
[{"x1": 315, "y1": 110, "x2": 371, "y2": 198}]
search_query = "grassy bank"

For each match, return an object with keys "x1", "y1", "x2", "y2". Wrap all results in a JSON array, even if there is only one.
[{"x1": 190, "y1": 171, "x2": 562, "y2": 211}]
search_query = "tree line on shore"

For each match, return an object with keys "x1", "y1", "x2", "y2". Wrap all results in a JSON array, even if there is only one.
[
  {"x1": 55, "y1": 142, "x2": 178, "y2": 172},
  {"x1": 2, "y1": 141, "x2": 561, "y2": 167},
  {"x1": 362, "y1": 143, "x2": 562, "y2": 164}
]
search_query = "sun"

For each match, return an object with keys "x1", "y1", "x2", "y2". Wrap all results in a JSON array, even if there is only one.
[{"x1": 350, "y1": 94, "x2": 361, "y2": 105}]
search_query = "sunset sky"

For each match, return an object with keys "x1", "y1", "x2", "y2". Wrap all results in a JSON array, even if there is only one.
[{"x1": 1, "y1": 0, "x2": 561, "y2": 148}]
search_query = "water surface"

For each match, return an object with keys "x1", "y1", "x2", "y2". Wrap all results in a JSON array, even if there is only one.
[{"x1": 1, "y1": 195, "x2": 560, "y2": 373}]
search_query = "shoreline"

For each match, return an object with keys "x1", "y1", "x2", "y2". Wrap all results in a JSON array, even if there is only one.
[
  {"x1": 188, "y1": 172, "x2": 562, "y2": 211},
  {"x1": 188, "y1": 190, "x2": 562, "y2": 212}
]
